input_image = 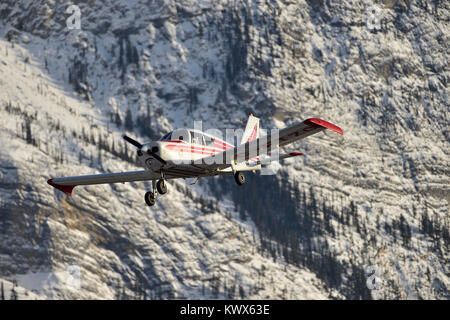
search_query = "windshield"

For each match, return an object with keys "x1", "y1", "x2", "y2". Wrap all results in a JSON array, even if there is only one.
[{"x1": 160, "y1": 132, "x2": 172, "y2": 141}]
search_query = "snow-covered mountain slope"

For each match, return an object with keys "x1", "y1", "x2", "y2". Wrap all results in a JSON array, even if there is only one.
[
  {"x1": 0, "y1": 0, "x2": 448, "y2": 299},
  {"x1": 0, "y1": 35, "x2": 334, "y2": 300}
]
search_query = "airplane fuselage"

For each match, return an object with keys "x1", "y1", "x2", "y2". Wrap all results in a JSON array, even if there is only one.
[{"x1": 139, "y1": 129, "x2": 234, "y2": 171}]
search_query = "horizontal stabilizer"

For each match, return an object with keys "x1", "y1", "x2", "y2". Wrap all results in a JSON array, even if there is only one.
[
  {"x1": 280, "y1": 152, "x2": 304, "y2": 160},
  {"x1": 257, "y1": 152, "x2": 303, "y2": 165}
]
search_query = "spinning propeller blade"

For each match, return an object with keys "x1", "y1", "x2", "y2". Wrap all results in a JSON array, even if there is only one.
[
  {"x1": 123, "y1": 135, "x2": 143, "y2": 149},
  {"x1": 122, "y1": 135, "x2": 167, "y2": 165}
]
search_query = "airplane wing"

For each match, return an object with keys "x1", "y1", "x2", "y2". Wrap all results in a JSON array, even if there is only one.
[
  {"x1": 277, "y1": 118, "x2": 343, "y2": 147},
  {"x1": 48, "y1": 118, "x2": 342, "y2": 196},
  {"x1": 204, "y1": 118, "x2": 343, "y2": 168},
  {"x1": 48, "y1": 170, "x2": 164, "y2": 196}
]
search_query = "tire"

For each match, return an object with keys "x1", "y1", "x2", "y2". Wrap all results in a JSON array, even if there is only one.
[
  {"x1": 234, "y1": 172, "x2": 246, "y2": 186},
  {"x1": 156, "y1": 179, "x2": 168, "y2": 194},
  {"x1": 145, "y1": 191, "x2": 156, "y2": 206}
]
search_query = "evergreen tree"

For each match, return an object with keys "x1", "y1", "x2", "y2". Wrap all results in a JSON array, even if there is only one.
[
  {"x1": 239, "y1": 284, "x2": 245, "y2": 299},
  {"x1": 25, "y1": 117, "x2": 33, "y2": 145},
  {"x1": 114, "y1": 112, "x2": 122, "y2": 127},
  {"x1": 125, "y1": 108, "x2": 133, "y2": 131},
  {"x1": 98, "y1": 147, "x2": 102, "y2": 169}
]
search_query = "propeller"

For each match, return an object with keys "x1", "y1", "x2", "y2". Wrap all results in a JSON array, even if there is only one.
[
  {"x1": 123, "y1": 135, "x2": 143, "y2": 149},
  {"x1": 123, "y1": 135, "x2": 167, "y2": 165}
]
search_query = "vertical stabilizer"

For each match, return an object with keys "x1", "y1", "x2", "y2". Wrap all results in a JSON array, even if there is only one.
[{"x1": 240, "y1": 113, "x2": 260, "y2": 145}]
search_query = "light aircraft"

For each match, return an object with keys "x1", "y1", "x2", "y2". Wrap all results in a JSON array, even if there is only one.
[{"x1": 48, "y1": 114, "x2": 343, "y2": 206}]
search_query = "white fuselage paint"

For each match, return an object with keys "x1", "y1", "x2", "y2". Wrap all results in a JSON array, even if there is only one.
[{"x1": 138, "y1": 132, "x2": 234, "y2": 170}]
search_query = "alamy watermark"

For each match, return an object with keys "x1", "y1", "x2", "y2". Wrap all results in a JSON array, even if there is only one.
[
  {"x1": 66, "y1": 5, "x2": 81, "y2": 30},
  {"x1": 365, "y1": 265, "x2": 382, "y2": 290},
  {"x1": 65, "y1": 265, "x2": 81, "y2": 291},
  {"x1": 166, "y1": 121, "x2": 283, "y2": 176},
  {"x1": 11, "y1": 265, "x2": 81, "y2": 294},
  {"x1": 366, "y1": 4, "x2": 383, "y2": 31}
]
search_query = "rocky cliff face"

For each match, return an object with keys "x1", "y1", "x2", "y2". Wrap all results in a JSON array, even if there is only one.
[{"x1": 0, "y1": 0, "x2": 448, "y2": 299}]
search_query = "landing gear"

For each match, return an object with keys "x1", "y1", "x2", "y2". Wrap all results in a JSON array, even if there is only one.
[
  {"x1": 145, "y1": 179, "x2": 168, "y2": 206},
  {"x1": 156, "y1": 179, "x2": 167, "y2": 194},
  {"x1": 144, "y1": 191, "x2": 156, "y2": 206},
  {"x1": 234, "y1": 171, "x2": 246, "y2": 186}
]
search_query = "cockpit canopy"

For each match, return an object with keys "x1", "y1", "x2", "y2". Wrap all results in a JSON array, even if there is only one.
[{"x1": 160, "y1": 129, "x2": 223, "y2": 147}]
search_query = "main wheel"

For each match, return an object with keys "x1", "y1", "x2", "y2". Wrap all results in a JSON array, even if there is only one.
[
  {"x1": 145, "y1": 191, "x2": 156, "y2": 206},
  {"x1": 156, "y1": 179, "x2": 168, "y2": 194},
  {"x1": 234, "y1": 172, "x2": 246, "y2": 186}
]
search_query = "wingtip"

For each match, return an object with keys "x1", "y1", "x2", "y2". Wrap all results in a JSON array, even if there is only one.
[
  {"x1": 305, "y1": 118, "x2": 344, "y2": 135},
  {"x1": 47, "y1": 179, "x2": 75, "y2": 196}
]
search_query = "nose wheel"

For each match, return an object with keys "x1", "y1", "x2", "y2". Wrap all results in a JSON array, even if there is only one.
[{"x1": 145, "y1": 179, "x2": 168, "y2": 206}]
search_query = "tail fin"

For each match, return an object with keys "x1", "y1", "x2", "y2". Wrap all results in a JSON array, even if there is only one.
[{"x1": 240, "y1": 113, "x2": 260, "y2": 145}]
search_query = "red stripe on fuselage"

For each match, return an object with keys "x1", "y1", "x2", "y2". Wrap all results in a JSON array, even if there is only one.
[
  {"x1": 214, "y1": 140, "x2": 233, "y2": 151},
  {"x1": 165, "y1": 144, "x2": 221, "y2": 155}
]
